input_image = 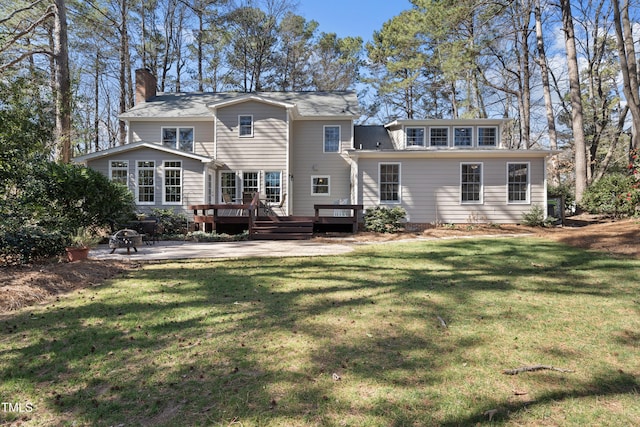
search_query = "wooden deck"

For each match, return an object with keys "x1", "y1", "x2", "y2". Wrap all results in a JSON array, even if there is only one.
[{"x1": 189, "y1": 199, "x2": 363, "y2": 240}]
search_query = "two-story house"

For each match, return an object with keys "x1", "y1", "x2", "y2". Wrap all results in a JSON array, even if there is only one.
[{"x1": 74, "y1": 69, "x2": 554, "y2": 230}]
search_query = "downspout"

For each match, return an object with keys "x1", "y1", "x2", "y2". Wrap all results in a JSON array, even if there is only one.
[{"x1": 285, "y1": 108, "x2": 291, "y2": 215}]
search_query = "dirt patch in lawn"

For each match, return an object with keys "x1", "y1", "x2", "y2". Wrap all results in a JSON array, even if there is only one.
[{"x1": 1, "y1": 215, "x2": 637, "y2": 313}]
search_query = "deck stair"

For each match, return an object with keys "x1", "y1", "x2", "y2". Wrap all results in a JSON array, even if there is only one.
[{"x1": 250, "y1": 216, "x2": 313, "y2": 240}]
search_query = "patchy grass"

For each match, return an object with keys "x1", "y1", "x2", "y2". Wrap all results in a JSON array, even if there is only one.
[{"x1": 1, "y1": 237, "x2": 639, "y2": 426}]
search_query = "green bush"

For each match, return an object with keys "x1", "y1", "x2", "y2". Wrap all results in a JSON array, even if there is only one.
[
  {"x1": 522, "y1": 205, "x2": 556, "y2": 227},
  {"x1": 150, "y1": 208, "x2": 189, "y2": 235},
  {"x1": 548, "y1": 183, "x2": 575, "y2": 213},
  {"x1": 580, "y1": 173, "x2": 639, "y2": 218},
  {"x1": 0, "y1": 226, "x2": 66, "y2": 265},
  {"x1": 364, "y1": 206, "x2": 407, "y2": 233}
]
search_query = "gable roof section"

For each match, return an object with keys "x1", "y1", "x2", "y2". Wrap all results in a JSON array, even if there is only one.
[
  {"x1": 119, "y1": 91, "x2": 360, "y2": 121},
  {"x1": 72, "y1": 141, "x2": 215, "y2": 164}
]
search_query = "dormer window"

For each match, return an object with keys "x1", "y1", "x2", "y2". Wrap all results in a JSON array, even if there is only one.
[
  {"x1": 429, "y1": 127, "x2": 449, "y2": 147},
  {"x1": 162, "y1": 127, "x2": 194, "y2": 152},
  {"x1": 406, "y1": 127, "x2": 425, "y2": 147},
  {"x1": 478, "y1": 127, "x2": 498, "y2": 147},
  {"x1": 239, "y1": 115, "x2": 253, "y2": 137},
  {"x1": 454, "y1": 127, "x2": 473, "y2": 147}
]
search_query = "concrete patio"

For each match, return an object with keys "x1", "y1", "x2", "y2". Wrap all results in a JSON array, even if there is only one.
[{"x1": 90, "y1": 239, "x2": 355, "y2": 261}]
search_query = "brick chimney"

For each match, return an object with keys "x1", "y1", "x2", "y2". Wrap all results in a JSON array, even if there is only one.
[{"x1": 135, "y1": 68, "x2": 157, "y2": 104}]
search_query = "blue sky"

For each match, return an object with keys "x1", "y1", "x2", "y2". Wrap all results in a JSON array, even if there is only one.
[{"x1": 295, "y1": 0, "x2": 413, "y2": 42}]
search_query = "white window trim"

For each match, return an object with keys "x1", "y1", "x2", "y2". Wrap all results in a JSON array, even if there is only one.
[
  {"x1": 453, "y1": 126, "x2": 474, "y2": 148},
  {"x1": 219, "y1": 171, "x2": 238, "y2": 203},
  {"x1": 323, "y1": 125, "x2": 341, "y2": 153},
  {"x1": 379, "y1": 162, "x2": 401, "y2": 204},
  {"x1": 136, "y1": 160, "x2": 156, "y2": 205},
  {"x1": 460, "y1": 162, "x2": 483, "y2": 204},
  {"x1": 238, "y1": 115, "x2": 254, "y2": 138},
  {"x1": 311, "y1": 175, "x2": 331, "y2": 196},
  {"x1": 162, "y1": 160, "x2": 183, "y2": 205},
  {"x1": 241, "y1": 170, "x2": 260, "y2": 196},
  {"x1": 506, "y1": 162, "x2": 531, "y2": 204},
  {"x1": 109, "y1": 160, "x2": 129, "y2": 184},
  {"x1": 405, "y1": 126, "x2": 426, "y2": 147},
  {"x1": 265, "y1": 171, "x2": 283, "y2": 203},
  {"x1": 161, "y1": 127, "x2": 195, "y2": 152},
  {"x1": 429, "y1": 127, "x2": 450, "y2": 147},
  {"x1": 478, "y1": 126, "x2": 498, "y2": 147}
]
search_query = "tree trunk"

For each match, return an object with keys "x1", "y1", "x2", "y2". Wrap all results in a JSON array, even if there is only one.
[
  {"x1": 535, "y1": 1, "x2": 559, "y2": 185},
  {"x1": 118, "y1": 0, "x2": 128, "y2": 145},
  {"x1": 560, "y1": 0, "x2": 588, "y2": 203},
  {"x1": 53, "y1": 0, "x2": 71, "y2": 163},
  {"x1": 612, "y1": 0, "x2": 640, "y2": 151}
]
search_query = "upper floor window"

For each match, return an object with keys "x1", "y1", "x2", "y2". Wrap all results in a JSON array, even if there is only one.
[
  {"x1": 461, "y1": 163, "x2": 482, "y2": 203},
  {"x1": 324, "y1": 125, "x2": 341, "y2": 152},
  {"x1": 429, "y1": 127, "x2": 449, "y2": 147},
  {"x1": 110, "y1": 160, "x2": 128, "y2": 185},
  {"x1": 478, "y1": 127, "x2": 498, "y2": 147},
  {"x1": 406, "y1": 127, "x2": 425, "y2": 147},
  {"x1": 454, "y1": 127, "x2": 473, "y2": 147},
  {"x1": 162, "y1": 127, "x2": 194, "y2": 152},
  {"x1": 239, "y1": 115, "x2": 253, "y2": 137}
]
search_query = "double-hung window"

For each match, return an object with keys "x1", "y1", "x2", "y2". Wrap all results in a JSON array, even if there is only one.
[
  {"x1": 454, "y1": 127, "x2": 473, "y2": 147},
  {"x1": 311, "y1": 176, "x2": 330, "y2": 195},
  {"x1": 239, "y1": 115, "x2": 253, "y2": 137},
  {"x1": 324, "y1": 125, "x2": 340, "y2": 152},
  {"x1": 430, "y1": 128, "x2": 449, "y2": 147},
  {"x1": 507, "y1": 163, "x2": 529, "y2": 203},
  {"x1": 406, "y1": 127, "x2": 425, "y2": 147},
  {"x1": 379, "y1": 163, "x2": 400, "y2": 203},
  {"x1": 137, "y1": 161, "x2": 155, "y2": 204},
  {"x1": 110, "y1": 161, "x2": 128, "y2": 185},
  {"x1": 162, "y1": 127, "x2": 194, "y2": 152},
  {"x1": 242, "y1": 172, "x2": 259, "y2": 199},
  {"x1": 478, "y1": 127, "x2": 498, "y2": 147},
  {"x1": 220, "y1": 171, "x2": 237, "y2": 202},
  {"x1": 265, "y1": 171, "x2": 282, "y2": 203},
  {"x1": 461, "y1": 163, "x2": 482, "y2": 203},
  {"x1": 164, "y1": 161, "x2": 182, "y2": 204}
]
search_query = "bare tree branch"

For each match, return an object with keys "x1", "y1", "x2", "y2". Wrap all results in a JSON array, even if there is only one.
[
  {"x1": 0, "y1": 49, "x2": 52, "y2": 73},
  {"x1": 0, "y1": 0, "x2": 46, "y2": 26},
  {"x1": 0, "y1": 5, "x2": 54, "y2": 55}
]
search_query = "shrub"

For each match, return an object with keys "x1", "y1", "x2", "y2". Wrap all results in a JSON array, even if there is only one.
[
  {"x1": 364, "y1": 206, "x2": 407, "y2": 233},
  {"x1": 580, "y1": 173, "x2": 639, "y2": 218},
  {"x1": 522, "y1": 205, "x2": 556, "y2": 227},
  {"x1": 150, "y1": 208, "x2": 189, "y2": 235},
  {"x1": 0, "y1": 226, "x2": 66, "y2": 265},
  {"x1": 548, "y1": 183, "x2": 575, "y2": 214}
]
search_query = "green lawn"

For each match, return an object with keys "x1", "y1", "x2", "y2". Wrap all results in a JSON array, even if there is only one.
[{"x1": 1, "y1": 237, "x2": 639, "y2": 426}]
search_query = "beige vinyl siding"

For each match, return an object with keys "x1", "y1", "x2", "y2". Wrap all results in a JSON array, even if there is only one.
[
  {"x1": 87, "y1": 148, "x2": 206, "y2": 216},
  {"x1": 130, "y1": 121, "x2": 214, "y2": 157},
  {"x1": 358, "y1": 157, "x2": 546, "y2": 224},
  {"x1": 291, "y1": 120, "x2": 353, "y2": 216},
  {"x1": 215, "y1": 101, "x2": 288, "y2": 171}
]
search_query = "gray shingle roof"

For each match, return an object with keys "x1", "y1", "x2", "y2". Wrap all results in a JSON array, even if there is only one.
[
  {"x1": 120, "y1": 91, "x2": 360, "y2": 120},
  {"x1": 354, "y1": 125, "x2": 394, "y2": 150}
]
